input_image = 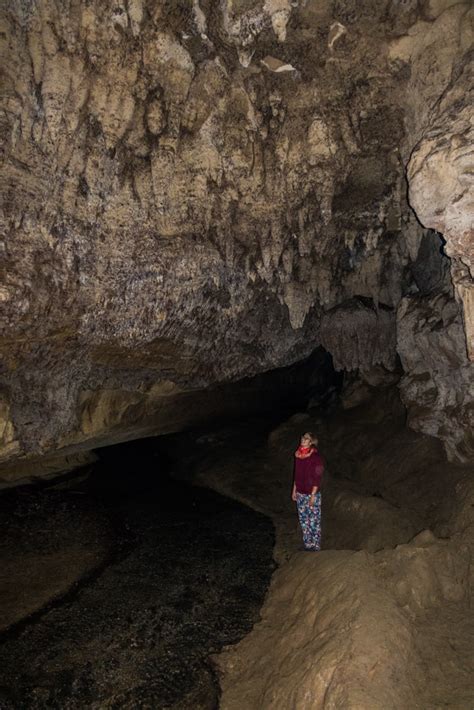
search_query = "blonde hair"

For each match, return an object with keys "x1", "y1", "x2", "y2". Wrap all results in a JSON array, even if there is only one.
[{"x1": 303, "y1": 431, "x2": 318, "y2": 446}]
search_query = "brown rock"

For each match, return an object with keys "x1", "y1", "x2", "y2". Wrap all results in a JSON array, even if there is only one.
[{"x1": 0, "y1": 0, "x2": 472, "y2": 481}]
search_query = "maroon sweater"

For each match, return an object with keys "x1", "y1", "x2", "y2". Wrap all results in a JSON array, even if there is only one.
[{"x1": 294, "y1": 449, "x2": 324, "y2": 494}]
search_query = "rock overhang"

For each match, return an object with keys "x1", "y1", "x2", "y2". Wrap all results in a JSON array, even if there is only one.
[{"x1": 1, "y1": 0, "x2": 473, "y2": 478}]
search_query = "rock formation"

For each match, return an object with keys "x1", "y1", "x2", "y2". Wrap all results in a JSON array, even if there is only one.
[
  {"x1": 1, "y1": 0, "x2": 473, "y2": 482},
  {"x1": 178, "y1": 386, "x2": 474, "y2": 709}
]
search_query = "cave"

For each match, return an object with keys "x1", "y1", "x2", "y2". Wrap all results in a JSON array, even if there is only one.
[{"x1": 1, "y1": 0, "x2": 473, "y2": 708}]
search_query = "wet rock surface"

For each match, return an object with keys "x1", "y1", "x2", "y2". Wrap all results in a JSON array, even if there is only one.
[
  {"x1": 0, "y1": 441, "x2": 275, "y2": 709},
  {"x1": 0, "y1": 476, "x2": 114, "y2": 632}
]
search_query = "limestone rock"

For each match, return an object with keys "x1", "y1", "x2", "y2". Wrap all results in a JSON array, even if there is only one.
[
  {"x1": 320, "y1": 298, "x2": 397, "y2": 372},
  {"x1": 260, "y1": 55, "x2": 296, "y2": 72},
  {"x1": 0, "y1": 397, "x2": 20, "y2": 462},
  {"x1": 217, "y1": 550, "x2": 422, "y2": 709},
  {"x1": 397, "y1": 291, "x2": 474, "y2": 461},
  {"x1": 405, "y1": 24, "x2": 473, "y2": 361},
  {"x1": 0, "y1": 0, "x2": 473, "y2": 479}
]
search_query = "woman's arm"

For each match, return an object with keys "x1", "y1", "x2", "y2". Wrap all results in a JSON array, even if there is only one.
[
  {"x1": 292, "y1": 458, "x2": 297, "y2": 501},
  {"x1": 310, "y1": 453, "x2": 323, "y2": 505},
  {"x1": 292, "y1": 481, "x2": 297, "y2": 501}
]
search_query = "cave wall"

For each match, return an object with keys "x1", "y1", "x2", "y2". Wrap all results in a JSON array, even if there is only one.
[
  {"x1": 1, "y1": 0, "x2": 473, "y2": 480},
  {"x1": 402, "y1": 22, "x2": 474, "y2": 460}
]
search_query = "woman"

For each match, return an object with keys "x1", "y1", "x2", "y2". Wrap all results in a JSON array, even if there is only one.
[{"x1": 292, "y1": 432, "x2": 324, "y2": 551}]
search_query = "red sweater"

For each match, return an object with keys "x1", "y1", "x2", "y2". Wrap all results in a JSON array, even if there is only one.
[{"x1": 294, "y1": 449, "x2": 324, "y2": 494}]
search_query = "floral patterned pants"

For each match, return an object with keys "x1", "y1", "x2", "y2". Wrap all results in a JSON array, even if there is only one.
[{"x1": 296, "y1": 492, "x2": 322, "y2": 551}]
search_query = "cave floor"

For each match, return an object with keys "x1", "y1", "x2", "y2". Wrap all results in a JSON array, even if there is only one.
[
  {"x1": 0, "y1": 449, "x2": 275, "y2": 709},
  {"x1": 159, "y1": 390, "x2": 474, "y2": 709},
  {"x1": 0, "y1": 390, "x2": 473, "y2": 709}
]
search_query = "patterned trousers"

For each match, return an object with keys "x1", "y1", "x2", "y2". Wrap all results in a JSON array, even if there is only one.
[{"x1": 296, "y1": 492, "x2": 322, "y2": 551}]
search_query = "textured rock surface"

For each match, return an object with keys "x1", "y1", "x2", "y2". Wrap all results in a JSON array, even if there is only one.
[
  {"x1": 407, "y1": 47, "x2": 474, "y2": 361},
  {"x1": 319, "y1": 298, "x2": 397, "y2": 372},
  {"x1": 217, "y1": 534, "x2": 473, "y2": 709},
  {"x1": 169, "y1": 389, "x2": 474, "y2": 709},
  {"x1": 1, "y1": 0, "x2": 473, "y2": 477},
  {"x1": 398, "y1": 290, "x2": 474, "y2": 461},
  {"x1": 0, "y1": 350, "x2": 331, "y2": 486}
]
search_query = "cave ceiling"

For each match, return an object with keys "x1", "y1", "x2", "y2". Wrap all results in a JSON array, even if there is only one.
[{"x1": 0, "y1": 0, "x2": 473, "y2": 481}]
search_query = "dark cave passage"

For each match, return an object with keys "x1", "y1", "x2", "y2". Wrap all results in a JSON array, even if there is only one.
[
  {"x1": 0, "y1": 433, "x2": 279, "y2": 709},
  {"x1": 0, "y1": 349, "x2": 346, "y2": 709}
]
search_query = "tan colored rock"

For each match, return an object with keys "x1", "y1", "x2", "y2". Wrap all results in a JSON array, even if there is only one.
[
  {"x1": 407, "y1": 54, "x2": 473, "y2": 275},
  {"x1": 458, "y1": 280, "x2": 474, "y2": 360},
  {"x1": 306, "y1": 117, "x2": 338, "y2": 162},
  {"x1": 401, "y1": 7, "x2": 473, "y2": 367},
  {"x1": 0, "y1": 0, "x2": 473, "y2": 479},
  {"x1": 389, "y1": 3, "x2": 472, "y2": 141},
  {"x1": 328, "y1": 21, "x2": 347, "y2": 51},
  {"x1": 320, "y1": 299, "x2": 397, "y2": 372},
  {"x1": 218, "y1": 551, "x2": 421, "y2": 710},
  {"x1": 260, "y1": 55, "x2": 296, "y2": 72},
  {"x1": 421, "y1": 0, "x2": 465, "y2": 20},
  {"x1": 79, "y1": 389, "x2": 145, "y2": 437},
  {"x1": 0, "y1": 398, "x2": 20, "y2": 461},
  {"x1": 382, "y1": 536, "x2": 470, "y2": 615},
  {"x1": 269, "y1": 8, "x2": 291, "y2": 42},
  {"x1": 0, "y1": 451, "x2": 97, "y2": 488},
  {"x1": 397, "y1": 291, "x2": 474, "y2": 461}
]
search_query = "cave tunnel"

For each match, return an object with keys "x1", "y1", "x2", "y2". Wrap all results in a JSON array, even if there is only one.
[{"x1": 1, "y1": 1, "x2": 474, "y2": 708}]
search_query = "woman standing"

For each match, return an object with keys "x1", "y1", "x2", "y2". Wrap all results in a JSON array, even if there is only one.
[{"x1": 292, "y1": 432, "x2": 324, "y2": 551}]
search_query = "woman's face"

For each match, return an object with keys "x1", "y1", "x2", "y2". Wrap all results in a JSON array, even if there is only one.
[{"x1": 301, "y1": 435, "x2": 312, "y2": 447}]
